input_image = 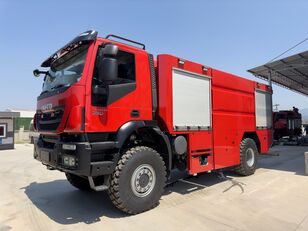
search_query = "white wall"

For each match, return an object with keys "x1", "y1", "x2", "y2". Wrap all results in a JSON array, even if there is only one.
[{"x1": 6, "y1": 109, "x2": 35, "y2": 118}]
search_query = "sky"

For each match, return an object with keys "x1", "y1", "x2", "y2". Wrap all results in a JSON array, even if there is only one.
[{"x1": 0, "y1": 0, "x2": 308, "y2": 111}]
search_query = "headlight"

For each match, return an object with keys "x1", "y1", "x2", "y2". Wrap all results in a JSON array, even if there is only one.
[{"x1": 62, "y1": 155, "x2": 76, "y2": 167}]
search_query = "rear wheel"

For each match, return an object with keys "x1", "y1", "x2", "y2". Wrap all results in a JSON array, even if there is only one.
[
  {"x1": 234, "y1": 138, "x2": 258, "y2": 176},
  {"x1": 108, "y1": 146, "x2": 166, "y2": 214},
  {"x1": 65, "y1": 173, "x2": 91, "y2": 191}
]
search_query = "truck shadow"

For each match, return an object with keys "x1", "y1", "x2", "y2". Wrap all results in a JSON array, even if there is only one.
[
  {"x1": 23, "y1": 171, "x2": 240, "y2": 225},
  {"x1": 165, "y1": 170, "x2": 245, "y2": 196},
  {"x1": 23, "y1": 180, "x2": 126, "y2": 224}
]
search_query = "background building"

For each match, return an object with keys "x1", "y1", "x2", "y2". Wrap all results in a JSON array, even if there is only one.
[
  {"x1": 5, "y1": 109, "x2": 35, "y2": 143},
  {"x1": 0, "y1": 111, "x2": 19, "y2": 150}
]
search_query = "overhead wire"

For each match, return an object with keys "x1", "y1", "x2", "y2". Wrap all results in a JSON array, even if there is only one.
[{"x1": 267, "y1": 36, "x2": 308, "y2": 63}]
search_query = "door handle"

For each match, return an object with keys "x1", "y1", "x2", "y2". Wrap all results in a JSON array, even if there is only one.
[{"x1": 131, "y1": 110, "x2": 140, "y2": 118}]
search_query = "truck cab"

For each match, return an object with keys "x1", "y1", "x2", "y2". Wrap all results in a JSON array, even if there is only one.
[{"x1": 34, "y1": 31, "x2": 168, "y2": 214}]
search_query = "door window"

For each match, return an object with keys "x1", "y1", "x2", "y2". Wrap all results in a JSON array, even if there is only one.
[
  {"x1": 93, "y1": 48, "x2": 135, "y2": 85},
  {"x1": 92, "y1": 46, "x2": 136, "y2": 106}
]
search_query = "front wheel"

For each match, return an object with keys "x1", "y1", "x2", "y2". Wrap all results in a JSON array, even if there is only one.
[
  {"x1": 234, "y1": 138, "x2": 258, "y2": 176},
  {"x1": 108, "y1": 146, "x2": 166, "y2": 214}
]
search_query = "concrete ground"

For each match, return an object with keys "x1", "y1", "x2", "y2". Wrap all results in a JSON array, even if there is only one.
[{"x1": 1, "y1": 144, "x2": 308, "y2": 231}]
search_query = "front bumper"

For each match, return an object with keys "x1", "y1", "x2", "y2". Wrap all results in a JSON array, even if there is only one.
[{"x1": 34, "y1": 137, "x2": 117, "y2": 177}]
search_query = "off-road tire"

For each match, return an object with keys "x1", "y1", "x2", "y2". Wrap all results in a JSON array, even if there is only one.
[
  {"x1": 234, "y1": 138, "x2": 258, "y2": 176},
  {"x1": 108, "y1": 146, "x2": 166, "y2": 214},
  {"x1": 65, "y1": 173, "x2": 91, "y2": 191}
]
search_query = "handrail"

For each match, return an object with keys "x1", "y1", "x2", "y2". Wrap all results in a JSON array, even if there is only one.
[{"x1": 105, "y1": 34, "x2": 146, "y2": 50}]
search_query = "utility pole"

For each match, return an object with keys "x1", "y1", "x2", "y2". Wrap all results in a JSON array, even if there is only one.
[{"x1": 273, "y1": 104, "x2": 279, "y2": 112}]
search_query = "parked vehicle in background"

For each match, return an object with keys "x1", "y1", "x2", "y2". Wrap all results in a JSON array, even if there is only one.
[
  {"x1": 32, "y1": 30, "x2": 273, "y2": 214},
  {"x1": 273, "y1": 107, "x2": 302, "y2": 140},
  {"x1": 29, "y1": 119, "x2": 39, "y2": 144}
]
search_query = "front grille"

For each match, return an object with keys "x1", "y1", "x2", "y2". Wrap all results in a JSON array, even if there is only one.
[
  {"x1": 37, "y1": 108, "x2": 64, "y2": 131},
  {"x1": 41, "y1": 134, "x2": 60, "y2": 143}
]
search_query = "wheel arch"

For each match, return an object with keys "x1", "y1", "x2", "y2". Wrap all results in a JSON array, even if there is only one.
[
  {"x1": 242, "y1": 132, "x2": 261, "y2": 153},
  {"x1": 116, "y1": 121, "x2": 172, "y2": 173}
]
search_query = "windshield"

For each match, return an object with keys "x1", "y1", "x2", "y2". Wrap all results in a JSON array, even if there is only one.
[{"x1": 42, "y1": 44, "x2": 89, "y2": 93}]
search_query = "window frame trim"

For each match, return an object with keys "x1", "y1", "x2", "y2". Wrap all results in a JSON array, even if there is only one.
[{"x1": 0, "y1": 124, "x2": 7, "y2": 138}]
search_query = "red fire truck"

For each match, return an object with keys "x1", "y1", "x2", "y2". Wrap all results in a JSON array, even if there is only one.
[
  {"x1": 33, "y1": 30, "x2": 273, "y2": 214},
  {"x1": 273, "y1": 107, "x2": 302, "y2": 140}
]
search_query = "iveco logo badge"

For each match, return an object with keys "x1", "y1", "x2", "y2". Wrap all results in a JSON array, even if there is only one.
[{"x1": 41, "y1": 103, "x2": 53, "y2": 111}]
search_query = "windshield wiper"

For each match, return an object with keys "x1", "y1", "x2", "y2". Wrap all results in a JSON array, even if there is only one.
[
  {"x1": 51, "y1": 84, "x2": 68, "y2": 90},
  {"x1": 40, "y1": 84, "x2": 69, "y2": 95},
  {"x1": 40, "y1": 90, "x2": 49, "y2": 95}
]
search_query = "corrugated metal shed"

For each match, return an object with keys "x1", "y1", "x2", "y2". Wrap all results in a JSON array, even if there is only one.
[{"x1": 248, "y1": 50, "x2": 308, "y2": 96}]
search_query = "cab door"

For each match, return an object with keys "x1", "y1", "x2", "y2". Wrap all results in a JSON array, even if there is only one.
[{"x1": 85, "y1": 41, "x2": 153, "y2": 133}]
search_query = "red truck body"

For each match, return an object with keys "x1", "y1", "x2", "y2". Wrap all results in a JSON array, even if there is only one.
[
  {"x1": 33, "y1": 31, "x2": 273, "y2": 214},
  {"x1": 156, "y1": 55, "x2": 272, "y2": 173}
]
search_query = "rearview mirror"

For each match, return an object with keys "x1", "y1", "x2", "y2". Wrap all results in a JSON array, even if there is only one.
[
  {"x1": 33, "y1": 69, "x2": 41, "y2": 77},
  {"x1": 98, "y1": 44, "x2": 119, "y2": 82},
  {"x1": 103, "y1": 43, "x2": 118, "y2": 57},
  {"x1": 33, "y1": 69, "x2": 48, "y2": 78}
]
